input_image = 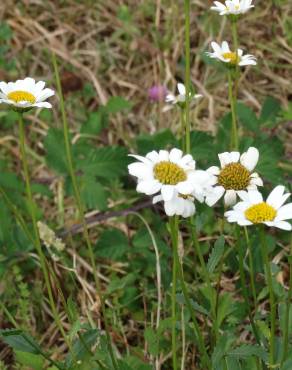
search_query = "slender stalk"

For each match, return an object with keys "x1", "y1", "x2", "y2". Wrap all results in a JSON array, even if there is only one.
[
  {"x1": 51, "y1": 53, "x2": 118, "y2": 370},
  {"x1": 184, "y1": 0, "x2": 191, "y2": 154},
  {"x1": 244, "y1": 227, "x2": 257, "y2": 309},
  {"x1": 170, "y1": 216, "x2": 178, "y2": 370},
  {"x1": 17, "y1": 114, "x2": 73, "y2": 353},
  {"x1": 227, "y1": 70, "x2": 238, "y2": 151},
  {"x1": 230, "y1": 19, "x2": 239, "y2": 151},
  {"x1": 171, "y1": 218, "x2": 211, "y2": 369},
  {"x1": 259, "y1": 226, "x2": 275, "y2": 365},
  {"x1": 189, "y1": 217, "x2": 217, "y2": 344},
  {"x1": 180, "y1": 109, "x2": 186, "y2": 153},
  {"x1": 236, "y1": 228, "x2": 261, "y2": 346},
  {"x1": 281, "y1": 236, "x2": 292, "y2": 364}
]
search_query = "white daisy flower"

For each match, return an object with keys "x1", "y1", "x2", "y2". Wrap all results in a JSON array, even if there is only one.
[
  {"x1": 206, "y1": 41, "x2": 257, "y2": 66},
  {"x1": 205, "y1": 147, "x2": 263, "y2": 207},
  {"x1": 225, "y1": 186, "x2": 292, "y2": 231},
  {"x1": 165, "y1": 83, "x2": 202, "y2": 106},
  {"x1": 152, "y1": 170, "x2": 214, "y2": 217},
  {"x1": 128, "y1": 148, "x2": 209, "y2": 202},
  {"x1": 211, "y1": 0, "x2": 254, "y2": 16},
  {"x1": 0, "y1": 77, "x2": 55, "y2": 110}
]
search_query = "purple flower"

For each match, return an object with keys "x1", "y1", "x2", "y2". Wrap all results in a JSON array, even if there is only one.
[{"x1": 148, "y1": 85, "x2": 167, "y2": 102}]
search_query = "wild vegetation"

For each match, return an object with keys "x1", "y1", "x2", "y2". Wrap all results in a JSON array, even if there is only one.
[{"x1": 0, "y1": 1, "x2": 292, "y2": 369}]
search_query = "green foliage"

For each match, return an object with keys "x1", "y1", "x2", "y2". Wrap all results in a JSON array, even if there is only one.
[
  {"x1": 207, "y1": 235, "x2": 225, "y2": 273},
  {"x1": 95, "y1": 228, "x2": 129, "y2": 260}
]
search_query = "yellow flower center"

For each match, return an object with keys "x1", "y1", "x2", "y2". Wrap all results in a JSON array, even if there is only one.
[
  {"x1": 7, "y1": 90, "x2": 36, "y2": 104},
  {"x1": 222, "y1": 52, "x2": 239, "y2": 65},
  {"x1": 154, "y1": 161, "x2": 187, "y2": 185},
  {"x1": 245, "y1": 202, "x2": 277, "y2": 224},
  {"x1": 218, "y1": 163, "x2": 250, "y2": 190}
]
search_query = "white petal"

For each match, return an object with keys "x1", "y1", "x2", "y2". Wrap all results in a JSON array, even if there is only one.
[
  {"x1": 205, "y1": 186, "x2": 225, "y2": 207},
  {"x1": 224, "y1": 190, "x2": 237, "y2": 206},
  {"x1": 273, "y1": 221, "x2": 292, "y2": 231},
  {"x1": 128, "y1": 162, "x2": 152, "y2": 178},
  {"x1": 240, "y1": 147, "x2": 259, "y2": 171},
  {"x1": 176, "y1": 181, "x2": 194, "y2": 195},
  {"x1": 158, "y1": 150, "x2": 169, "y2": 161},
  {"x1": 164, "y1": 200, "x2": 176, "y2": 216},
  {"x1": 230, "y1": 151, "x2": 240, "y2": 163},
  {"x1": 207, "y1": 166, "x2": 220, "y2": 176},
  {"x1": 146, "y1": 150, "x2": 160, "y2": 163},
  {"x1": 266, "y1": 186, "x2": 286, "y2": 209},
  {"x1": 137, "y1": 180, "x2": 161, "y2": 195},
  {"x1": 36, "y1": 88, "x2": 55, "y2": 102},
  {"x1": 33, "y1": 102, "x2": 52, "y2": 108},
  {"x1": 169, "y1": 148, "x2": 183, "y2": 163},
  {"x1": 161, "y1": 185, "x2": 175, "y2": 201},
  {"x1": 177, "y1": 83, "x2": 186, "y2": 96},
  {"x1": 275, "y1": 203, "x2": 292, "y2": 222},
  {"x1": 153, "y1": 195, "x2": 163, "y2": 204},
  {"x1": 248, "y1": 190, "x2": 263, "y2": 204}
]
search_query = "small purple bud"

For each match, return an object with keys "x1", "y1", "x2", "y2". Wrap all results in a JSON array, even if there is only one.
[{"x1": 148, "y1": 85, "x2": 167, "y2": 102}]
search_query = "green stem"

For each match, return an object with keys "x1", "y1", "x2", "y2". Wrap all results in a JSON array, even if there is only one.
[
  {"x1": 259, "y1": 226, "x2": 275, "y2": 365},
  {"x1": 190, "y1": 217, "x2": 217, "y2": 345},
  {"x1": 228, "y1": 70, "x2": 238, "y2": 151},
  {"x1": 171, "y1": 217, "x2": 211, "y2": 369},
  {"x1": 236, "y1": 228, "x2": 261, "y2": 346},
  {"x1": 180, "y1": 109, "x2": 186, "y2": 152},
  {"x1": 51, "y1": 53, "x2": 118, "y2": 370},
  {"x1": 17, "y1": 114, "x2": 73, "y2": 354},
  {"x1": 170, "y1": 216, "x2": 178, "y2": 370},
  {"x1": 281, "y1": 236, "x2": 292, "y2": 365},
  {"x1": 230, "y1": 20, "x2": 239, "y2": 151},
  {"x1": 244, "y1": 227, "x2": 257, "y2": 309},
  {"x1": 184, "y1": 0, "x2": 191, "y2": 154}
]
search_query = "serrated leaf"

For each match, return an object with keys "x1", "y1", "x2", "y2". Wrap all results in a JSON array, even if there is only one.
[
  {"x1": 259, "y1": 96, "x2": 281, "y2": 127},
  {"x1": 237, "y1": 103, "x2": 259, "y2": 132},
  {"x1": 95, "y1": 228, "x2": 129, "y2": 260},
  {"x1": 227, "y1": 344, "x2": 268, "y2": 361},
  {"x1": 80, "y1": 110, "x2": 108, "y2": 135},
  {"x1": 66, "y1": 329, "x2": 99, "y2": 367},
  {"x1": 77, "y1": 146, "x2": 128, "y2": 179},
  {"x1": 44, "y1": 128, "x2": 69, "y2": 174},
  {"x1": 190, "y1": 130, "x2": 216, "y2": 161},
  {"x1": 207, "y1": 236, "x2": 225, "y2": 273},
  {"x1": 0, "y1": 329, "x2": 41, "y2": 354},
  {"x1": 80, "y1": 175, "x2": 108, "y2": 210}
]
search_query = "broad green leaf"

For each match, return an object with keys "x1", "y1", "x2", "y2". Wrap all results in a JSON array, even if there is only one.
[
  {"x1": 0, "y1": 329, "x2": 41, "y2": 354},
  {"x1": 106, "y1": 96, "x2": 132, "y2": 114},
  {"x1": 281, "y1": 358, "x2": 292, "y2": 370},
  {"x1": 44, "y1": 128, "x2": 69, "y2": 174},
  {"x1": 207, "y1": 236, "x2": 225, "y2": 273},
  {"x1": 15, "y1": 351, "x2": 44, "y2": 370},
  {"x1": 227, "y1": 344, "x2": 268, "y2": 361},
  {"x1": 144, "y1": 327, "x2": 159, "y2": 356},
  {"x1": 237, "y1": 103, "x2": 258, "y2": 132},
  {"x1": 77, "y1": 146, "x2": 128, "y2": 179},
  {"x1": 190, "y1": 130, "x2": 216, "y2": 162},
  {"x1": 259, "y1": 96, "x2": 281, "y2": 127},
  {"x1": 81, "y1": 110, "x2": 107, "y2": 135},
  {"x1": 95, "y1": 228, "x2": 129, "y2": 260},
  {"x1": 80, "y1": 175, "x2": 108, "y2": 210},
  {"x1": 118, "y1": 356, "x2": 152, "y2": 370}
]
